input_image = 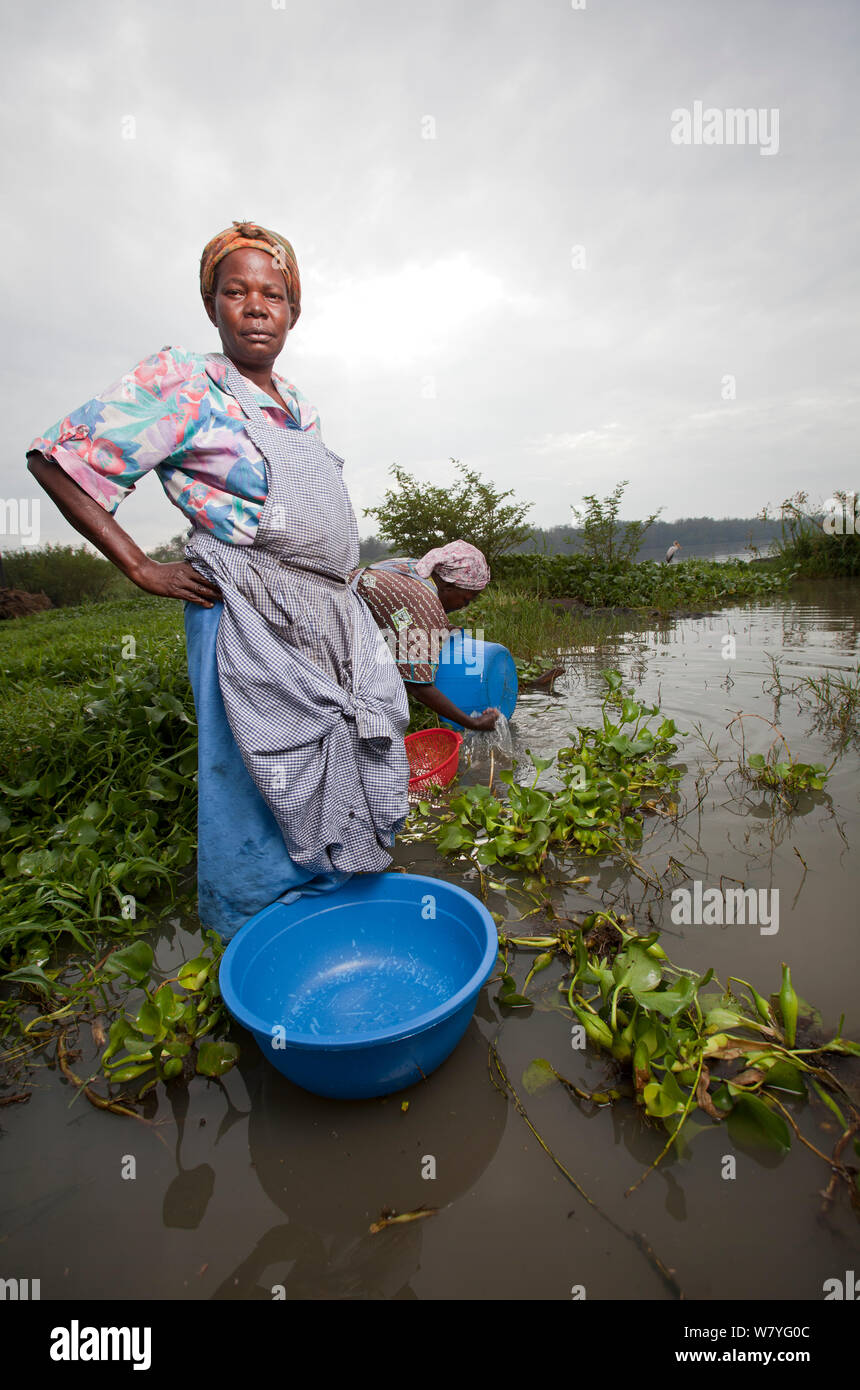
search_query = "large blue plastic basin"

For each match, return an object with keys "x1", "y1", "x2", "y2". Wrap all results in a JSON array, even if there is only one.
[
  {"x1": 435, "y1": 629, "x2": 518, "y2": 730},
  {"x1": 219, "y1": 873, "x2": 499, "y2": 1099}
]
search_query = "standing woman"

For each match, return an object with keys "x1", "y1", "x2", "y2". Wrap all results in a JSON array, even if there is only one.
[{"x1": 27, "y1": 220, "x2": 410, "y2": 940}]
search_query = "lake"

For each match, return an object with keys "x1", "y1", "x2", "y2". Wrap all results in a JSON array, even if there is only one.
[{"x1": 3, "y1": 580, "x2": 857, "y2": 1300}]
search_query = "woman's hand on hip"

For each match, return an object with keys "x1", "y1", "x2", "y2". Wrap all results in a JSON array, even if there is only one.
[{"x1": 130, "y1": 559, "x2": 222, "y2": 606}]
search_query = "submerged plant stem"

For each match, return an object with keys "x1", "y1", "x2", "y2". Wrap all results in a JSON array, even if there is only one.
[
  {"x1": 490, "y1": 1042, "x2": 598, "y2": 1211},
  {"x1": 625, "y1": 1051, "x2": 705, "y2": 1198},
  {"x1": 57, "y1": 1029, "x2": 166, "y2": 1143},
  {"x1": 489, "y1": 1041, "x2": 684, "y2": 1297},
  {"x1": 766, "y1": 1093, "x2": 850, "y2": 1175}
]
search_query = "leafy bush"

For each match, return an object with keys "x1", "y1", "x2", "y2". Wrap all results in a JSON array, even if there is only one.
[
  {"x1": 146, "y1": 530, "x2": 191, "y2": 563},
  {"x1": 2, "y1": 544, "x2": 135, "y2": 607},
  {"x1": 363, "y1": 462, "x2": 534, "y2": 568},
  {"x1": 759, "y1": 490, "x2": 860, "y2": 577},
  {"x1": 571, "y1": 480, "x2": 662, "y2": 565}
]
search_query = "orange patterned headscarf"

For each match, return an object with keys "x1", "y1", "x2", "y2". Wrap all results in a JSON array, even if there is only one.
[{"x1": 199, "y1": 221, "x2": 301, "y2": 326}]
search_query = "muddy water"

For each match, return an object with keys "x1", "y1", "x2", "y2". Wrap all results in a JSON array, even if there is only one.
[{"x1": 3, "y1": 581, "x2": 858, "y2": 1300}]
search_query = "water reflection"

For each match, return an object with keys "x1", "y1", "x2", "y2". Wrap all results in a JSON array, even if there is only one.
[
  {"x1": 160, "y1": 1072, "x2": 249, "y2": 1229},
  {"x1": 207, "y1": 1022, "x2": 506, "y2": 1299}
]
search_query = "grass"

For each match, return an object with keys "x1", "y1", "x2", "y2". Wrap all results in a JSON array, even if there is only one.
[
  {"x1": 801, "y1": 667, "x2": 860, "y2": 740},
  {"x1": 763, "y1": 654, "x2": 860, "y2": 746},
  {"x1": 0, "y1": 599, "x2": 189, "y2": 783},
  {"x1": 405, "y1": 588, "x2": 634, "y2": 729},
  {"x1": 0, "y1": 595, "x2": 183, "y2": 682},
  {"x1": 451, "y1": 587, "x2": 634, "y2": 662},
  {"x1": 758, "y1": 492, "x2": 860, "y2": 578}
]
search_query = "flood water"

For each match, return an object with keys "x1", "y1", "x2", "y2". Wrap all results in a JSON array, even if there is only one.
[{"x1": 3, "y1": 580, "x2": 858, "y2": 1301}]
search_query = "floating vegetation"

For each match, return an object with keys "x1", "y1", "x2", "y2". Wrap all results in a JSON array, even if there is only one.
[
  {"x1": 745, "y1": 752, "x2": 829, "y2": 797},
  {"x1": 492, "y1": 553, "x2": 790, "y2": 609},
  {"x1": 99, "y1": 937, "x2": 237, "y2": 1091},
  {"x1": 513, "y1": 655, "x2": 565, "y2": 689},
  {"x1": 369, "y1": 1204, "x2": 439, "y2": 1234},
  {"x1": 726, "y1": 711, "x2": 832, "y2": 805},
  {"x1": 402, "y1": 665, "x2": 859, "y2": 1215},
  {"x1": 498, "y1": 913, "x2": 859, "y2": 1212},
  {"x1": 1, "y1": 931, "x2": 236, "y2": 1113},
  {"x1": 409, "y1": 670, "x2": 684, "y2": 872},
  {"x1": 514, "y1": 656, "x2": 549, "y2": 684}
]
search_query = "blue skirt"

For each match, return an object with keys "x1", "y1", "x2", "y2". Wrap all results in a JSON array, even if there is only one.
[{"x1": 184, "y1": 601, "x2": 356, "y2": 942}]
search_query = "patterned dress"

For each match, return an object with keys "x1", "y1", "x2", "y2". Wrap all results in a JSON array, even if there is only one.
[
  {"x1": 185, "y1": 355, "x2": 410, "y2": 877},
  {"x1": 350, "y1": 558, "x2": 455, "y2": 684},
  {"x1": 29, "y1": 348, "x2": 410, "y2": 937}
]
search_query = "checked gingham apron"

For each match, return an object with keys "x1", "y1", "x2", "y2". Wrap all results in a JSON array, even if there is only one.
[{"x1": 185, "y1": 355, "x2": 410, "y2": 876}]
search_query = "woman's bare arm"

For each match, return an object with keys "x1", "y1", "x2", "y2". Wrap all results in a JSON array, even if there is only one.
[
  {"x1": 26, "y1": 452, "x2": 221, "y2": 606},
  {"x1": 403, "y1": 678, "x2": 499, "y2": 731}
]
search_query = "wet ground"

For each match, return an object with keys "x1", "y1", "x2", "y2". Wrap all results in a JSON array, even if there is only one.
[{"x1": 2, "y1": 580, "x2": 858, "y2": 1300}]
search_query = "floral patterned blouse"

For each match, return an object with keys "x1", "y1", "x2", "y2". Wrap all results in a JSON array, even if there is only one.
[{"x1": 27, "y1": 346, "x2": 322, "y2": 546}]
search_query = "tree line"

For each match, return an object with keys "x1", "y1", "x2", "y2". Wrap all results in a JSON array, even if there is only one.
[{"x1": 3, "y1": 467, "x2": 851, "y2": 607}]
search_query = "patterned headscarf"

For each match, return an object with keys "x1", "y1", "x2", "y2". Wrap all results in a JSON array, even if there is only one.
[
  {"x1": 415, "y1": 541, "x2": 491, "y2": 590},
  {"x1": 199, "y1": 221, "x2": 301, "y2": 326}
]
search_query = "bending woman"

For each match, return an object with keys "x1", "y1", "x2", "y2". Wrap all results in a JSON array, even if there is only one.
[
  {"x1": 350, "y1": 541, "x2": 501, "y2": 732},
  {"x1": 27, "y1": 220, "x2": 410, "y2": 940}
]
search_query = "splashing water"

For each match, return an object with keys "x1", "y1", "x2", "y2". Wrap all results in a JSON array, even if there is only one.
[{"x1": 461, "y1": 710, "x2": 513, "y2": 765}]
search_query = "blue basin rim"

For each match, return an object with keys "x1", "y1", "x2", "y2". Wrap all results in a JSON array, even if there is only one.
[{"x1": 219, "y1": 874, "x2": 499, "y2": 1052}]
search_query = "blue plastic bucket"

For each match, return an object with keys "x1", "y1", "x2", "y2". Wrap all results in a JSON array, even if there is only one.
[
  {"x1": 219, "y1": 873, "x2": 499, "y2": 1099},
  {"x1": 434, "y1": 628, "x2": 518, "y2": 730}
]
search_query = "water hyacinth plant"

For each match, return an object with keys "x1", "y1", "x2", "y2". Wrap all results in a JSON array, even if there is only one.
[
  {"x1": 2, "y1": 931, "x2": 238, "y2": 1116},
  {"x1": 405, "y1": 667, "x2": 858, "y2": 1211},
  {"x1": 745, "y1": 751, "x2": 830, "y2": 797},
  {"x1": 492, "y1": 552, "x2": 790, "y2": 609},
  {"x1": 505, "y1": 916, "x2": 860, "y2": 1208},
  {"x1": 99, "y1": 935, "x2": 238, "y2": 1092},
  {"x1": 424, "y1": 670, "x2": 685, "y2": 873},
  {"x1": 1, "y1": 643, "x2": 198, "y2": 969}
]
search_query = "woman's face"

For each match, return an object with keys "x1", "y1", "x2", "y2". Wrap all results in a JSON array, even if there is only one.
[
  {"x1": 436, "y1": 580, "x2": 483, "y2": 613},
  {"x1": 204, "y1": 247, "x2": 291, "y2": 369}
]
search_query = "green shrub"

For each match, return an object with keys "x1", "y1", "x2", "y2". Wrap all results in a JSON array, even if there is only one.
[
  {"x1": 759, "y1": 491, "x2": 860, "y2": 577},
  {"x1": 363, "y1": 462, "x2": 534, "y2": 568},
  {"x1": 2, "y1": 544, "x2": 135, "y2": 607}
]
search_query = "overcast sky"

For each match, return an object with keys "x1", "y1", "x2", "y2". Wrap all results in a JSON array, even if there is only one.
[{"x1": 3, "y1": 0, "x2": 858, "y2": 551}]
